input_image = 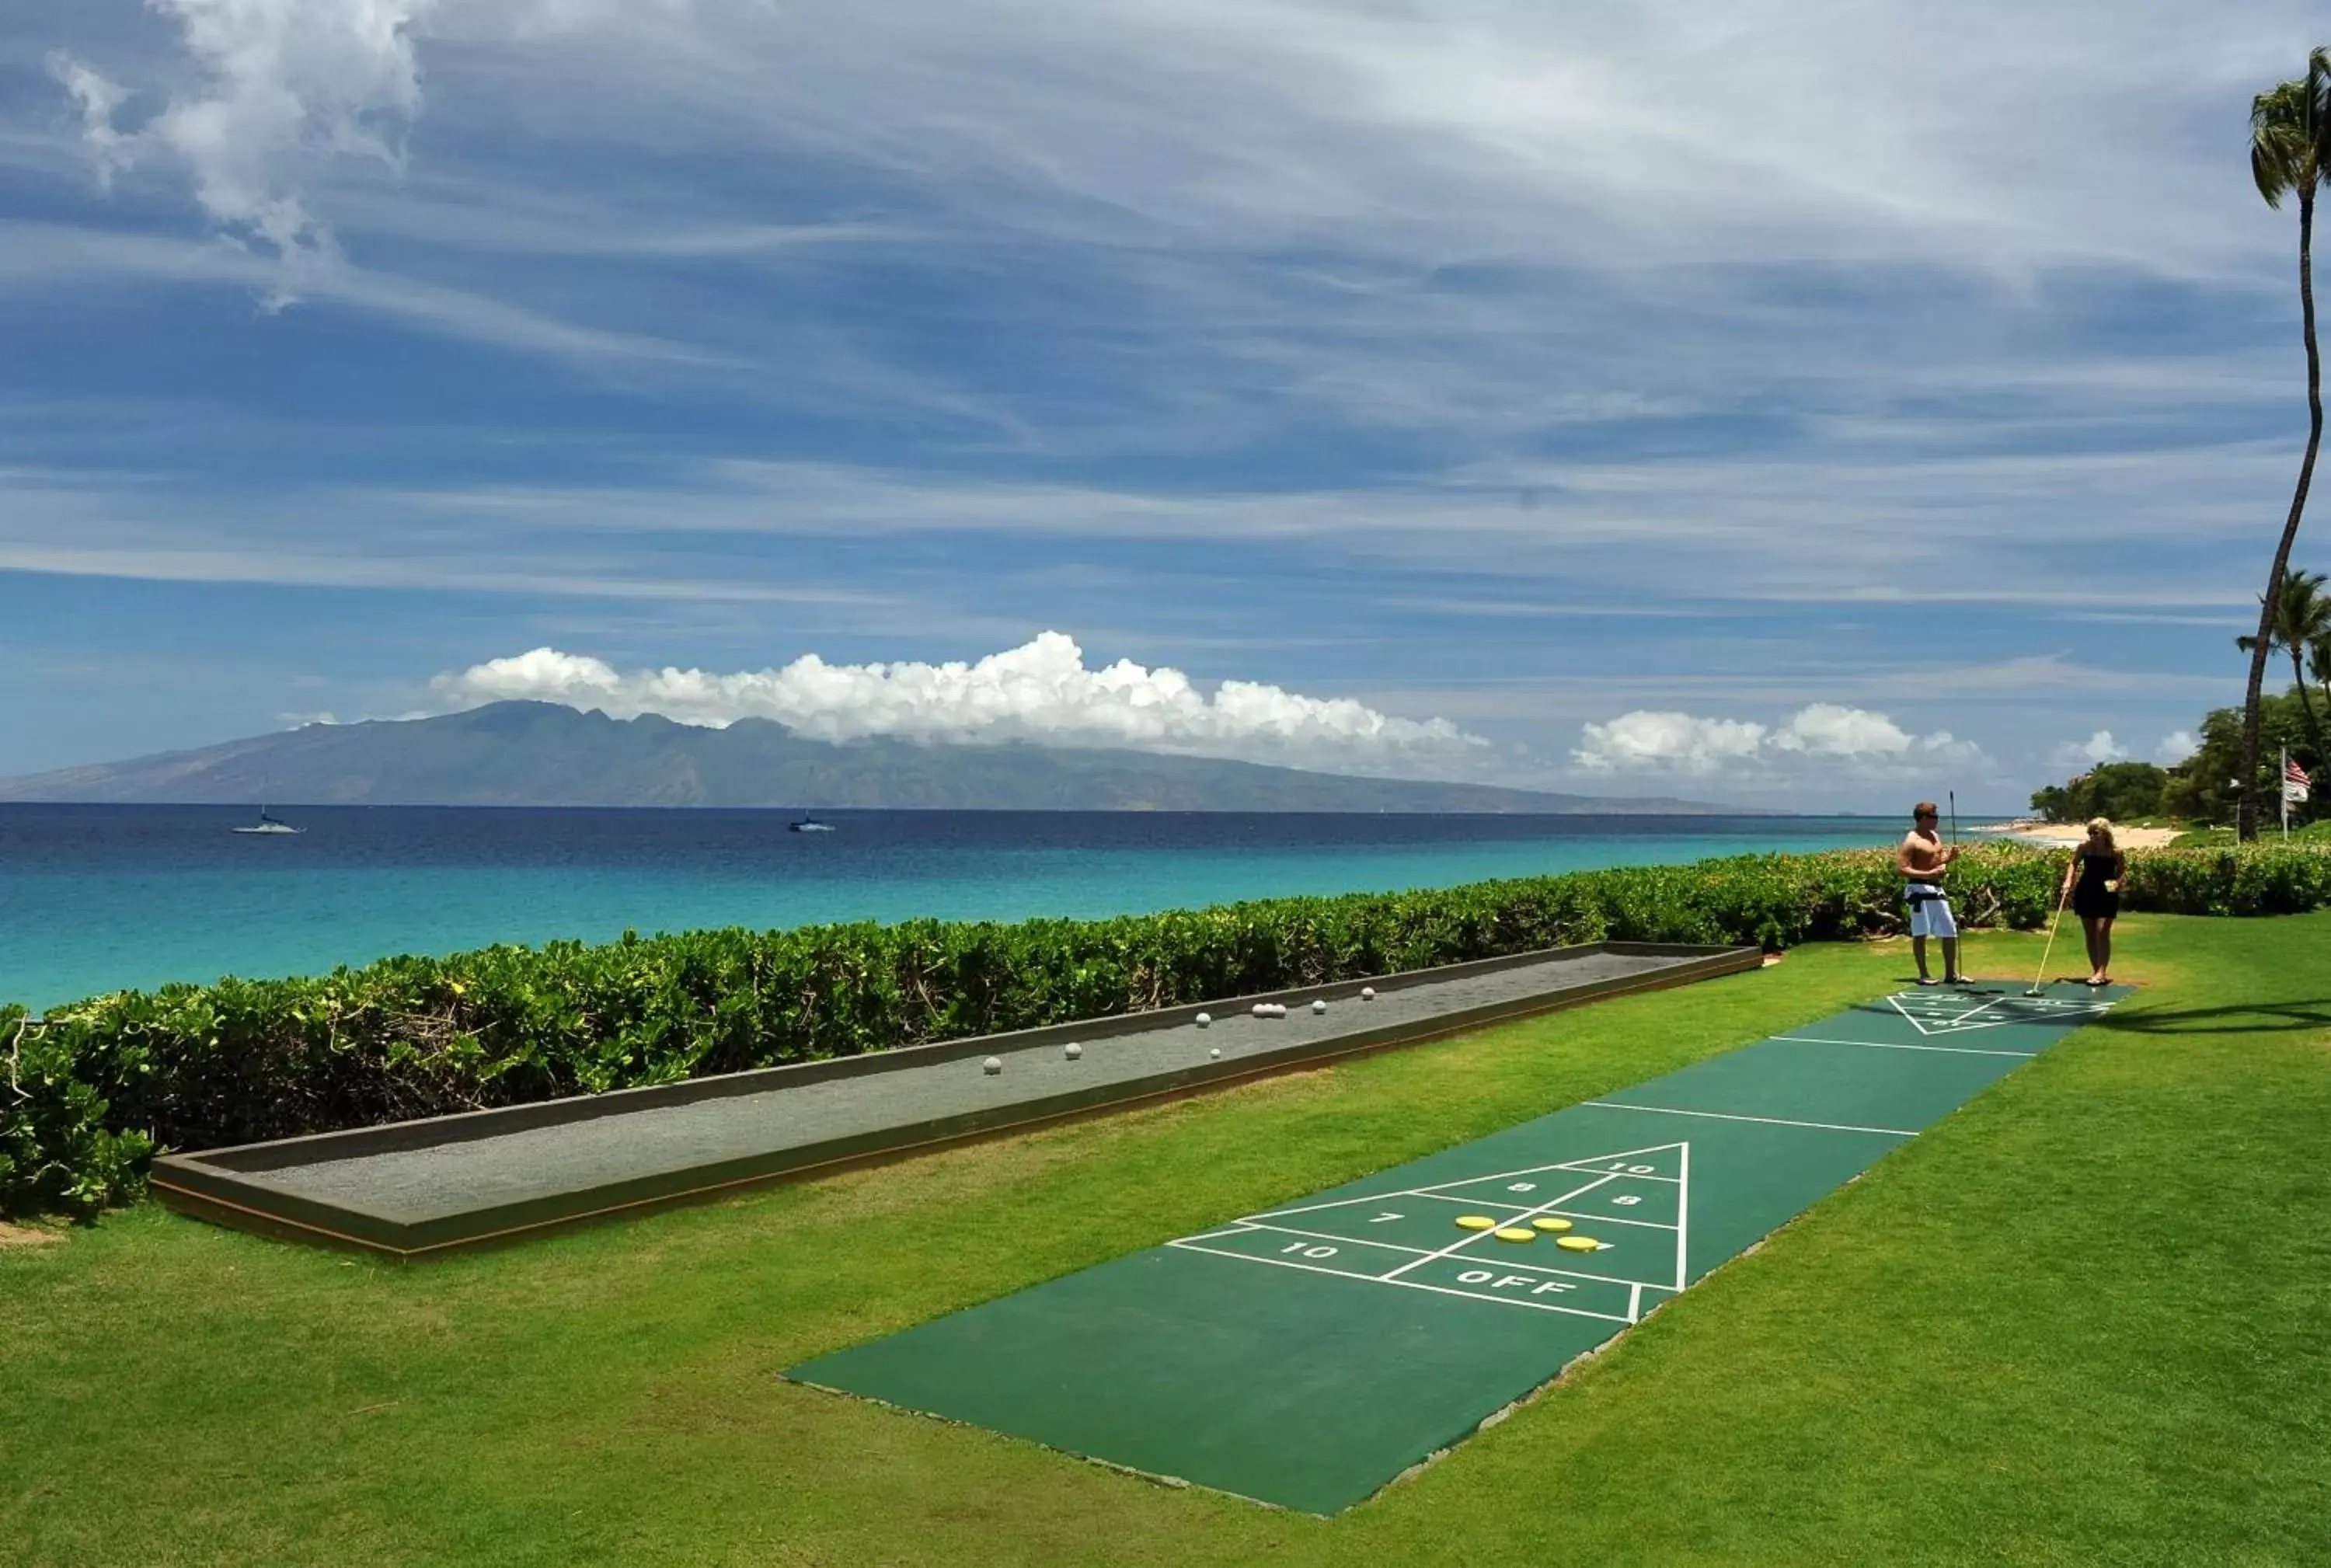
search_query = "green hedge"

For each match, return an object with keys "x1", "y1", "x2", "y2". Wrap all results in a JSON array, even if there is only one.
[{"x1": 6, "y1": 841, "x2": 2327, "y2": 1222}]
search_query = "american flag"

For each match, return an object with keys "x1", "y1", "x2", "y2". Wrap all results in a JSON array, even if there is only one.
[{"x1": 2288, "y1": 757, "x2": 2313, "y2": 804}]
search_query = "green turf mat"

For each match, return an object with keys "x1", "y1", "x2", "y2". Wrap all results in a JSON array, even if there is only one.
[{"x1": 788, "y1": 981, "x2": 2128, "y2": 1514}]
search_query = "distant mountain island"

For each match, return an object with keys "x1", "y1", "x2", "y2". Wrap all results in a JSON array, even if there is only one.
[{"x1": 0, "y1": 702, "x2": 1762, "y2": 814}]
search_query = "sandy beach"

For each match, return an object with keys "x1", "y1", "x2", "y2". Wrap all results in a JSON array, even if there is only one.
[{"x1": 1977, "y1": 821, "x2": 2183, "y2": 849}]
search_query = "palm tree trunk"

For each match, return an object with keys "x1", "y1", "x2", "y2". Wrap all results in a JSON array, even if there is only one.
[{"x1": 2240, "y1": 180, "x2": 2322, "y2": 838}]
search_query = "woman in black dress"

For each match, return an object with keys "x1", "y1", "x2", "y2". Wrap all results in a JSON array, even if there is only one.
[{"x1": 2060, "y1": 818, "x2": 2127, "y2": 986}]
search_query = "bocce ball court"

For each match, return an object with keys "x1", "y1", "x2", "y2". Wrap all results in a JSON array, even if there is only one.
[{"x1": 148, "y1": 940, "x2": 1754, "y2": 1256}]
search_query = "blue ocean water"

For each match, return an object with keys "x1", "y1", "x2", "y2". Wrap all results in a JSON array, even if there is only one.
[{"x1": 0, "y1": 806, "x2": 1899, "y2": 1012}]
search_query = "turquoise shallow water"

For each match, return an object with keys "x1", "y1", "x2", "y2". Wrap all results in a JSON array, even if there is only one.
[{"x1": 0, "y1": 807, "x2": 1898, "y2": 1012}]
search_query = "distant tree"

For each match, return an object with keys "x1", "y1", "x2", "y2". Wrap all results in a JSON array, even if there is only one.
[
  {"x1": 2030, "y1": 761, "x2": 2170, "y2": 824},
  {"x1": 2238, "y1": 50, "x2": 2331, "y2": 840},
  {"x1": 2237, "y1": 566, "x2": 2331, "y2": 758},
  {"x1": 2162, "y1": 691, "x2": 2319, "y2": 826}
]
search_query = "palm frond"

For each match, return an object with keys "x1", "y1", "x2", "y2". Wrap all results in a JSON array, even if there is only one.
[
  {"x1": 2251, "y1": 72, "x2": 2322, "y2": 207},
  {"x1": 2239, "y1": 570, "x2": 2331, "y2": 660}
]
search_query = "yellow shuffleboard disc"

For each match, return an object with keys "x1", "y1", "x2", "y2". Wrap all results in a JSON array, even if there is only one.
[
  {"x1": 1454, "y1": 1215, "x2": 1497, "y2": 1231},
  {"x1": 1493, "y1": 1227, "x2": 1536, "y2": 1243},
  {"x1": 1556, "y1": 1235, "x2": 1604, "y2": 1253},
  {"x1": 1530, "y1": 1216, "x2": 1573, "y2": 1233}
]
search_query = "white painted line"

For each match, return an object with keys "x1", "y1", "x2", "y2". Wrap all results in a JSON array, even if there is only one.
[
  {"x1": 1526, "y1": 1207, "x2": 1678, "y2": 1234},
  {"x1": 1178, "y1": 1139, "x2": 1698, "y2": 1322},
  {"x1": 1772, "y1": 1034, "x2": 2037, "y2": 1059},
  {"x1": 1185, "y1": 1214, "x2": 1680, "y2": 1282},
  {"x1": 1401, "y1": 1193, "x2": 1539, "y2": 1214},
  {"x1": 1380, "y1": 1172, "x2": 1622, "y2": 1281},
  {"x1": 1404, "y1": 1142, "x2": 1688, "y2": 1195},
  {"x1": 1582, "y1": 1102, "x2": 1918, "y2": 1138},
  {"x1": 1412, "y1": 1255, "x2": 1657, "y2": 1294},
  {"x1": 1880, "y1": 989, "x2": 2113, "y2": 1037},
  {"x1": 1535, "y1": 1155, "x2": 1683, "y2": 1185},
  {"x1": 1229, "y1": 1222, "x2": 1439, "y2": 1256},
  {"x1": 1672, "y1": 1139, "x2": 1691, "y2": 1293},
  {"x1": 1365, "y1": 1192, "x2": 1681, "y2": 1233},
  {"x1": 1249, "y1": 1147, "x2": 1682, "y2": 1220},
  {"x1": 1242, "y1": 1187, "x2": 1534, "y2": 1222},
  {"x1": 1162, "y1": 1240, "x2": 1636, "y2": 1323}
]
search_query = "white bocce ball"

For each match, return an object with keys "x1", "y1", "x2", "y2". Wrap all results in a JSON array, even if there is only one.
[
  {"x1": 1195, "y1": 1012, "x2": 1211, "y2": 1028},
  {"x1": 1251, "y1": 1003, "x2": 1268, "y2": 1018},
  {"x1": 1209, "y1": 1047, "x2": 1221, "y2": 1059},
  {"x1": 1361, "y1": 986, "x2": 1377, "y2": 1002},
  {"x1": 1269, "y1": 1003, "x2": 1289, "y2": 1019},
  {"x1": 982, "y1": 1056, "x2": 1003, "y2": 1075},
  {"x1": 1312, "y1": 999, "x2": 1328, "y2": 1015},
  {"x1": 1064, "y1": 1042, "x2": 1082, "y2": 1061}
]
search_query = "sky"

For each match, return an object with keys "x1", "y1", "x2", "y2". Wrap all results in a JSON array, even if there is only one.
[{"x1": 1, "y1": 0, "x2": 2323, "y2": 811}]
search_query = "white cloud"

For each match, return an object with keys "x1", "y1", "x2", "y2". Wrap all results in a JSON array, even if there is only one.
[
  {"x1": 1771, "y1": 702, "x2": 1916, "y2": 758},
  {"x1": 1570, "y1": 712, "x2": 1767, "y2": 776},
  {"x1": 45, "y1": 54, "x2": 133, "y2": 187},
  {"x1": 2156, "y1": 730, "x2": 2200, "y2": 764},
  {"x1": 51, "y1": 0, "x2": 436, "y2": 302},
  {"x1": 1574, "y1": 703, "x2": 1979, "y2": 777},
  {"x1": 45, "y1": 1, "x2": 2313, "y2": 311},
  {"x1": 430, "y1": 632, "x2": 1488, "y2": 772},
  {"x1": 0, "y1": 219, "x2": 726, "y2": 364},
  {"x1": 13, "y1": 0, "x2": 2286, "y2": 810},
  {"x1": 2052, "y1": 729, "x2": 2124, "y2": 769}
]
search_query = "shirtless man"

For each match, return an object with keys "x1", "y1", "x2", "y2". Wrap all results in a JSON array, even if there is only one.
[{"x1": 1898, "y1": 801, "x2": 1964, "y2": 986}]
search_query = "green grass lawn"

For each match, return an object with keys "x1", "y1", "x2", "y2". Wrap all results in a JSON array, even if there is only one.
[
  {"x1": 2170, "y1": 819, "x2": 2331, "y2": 847},
  {"x1": 5, "y1": 916, "x2": 2328, "y2": 1567}
]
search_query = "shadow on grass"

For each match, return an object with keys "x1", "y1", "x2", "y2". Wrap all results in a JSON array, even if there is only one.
[{"x1": 2096, "y1": 1000, "x2": 2331, "y2": 1036}]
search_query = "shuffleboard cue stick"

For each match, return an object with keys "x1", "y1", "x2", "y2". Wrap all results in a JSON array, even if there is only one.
[{"x1": 2026, "y1": 851, "x2": 2076, "y2": 996}]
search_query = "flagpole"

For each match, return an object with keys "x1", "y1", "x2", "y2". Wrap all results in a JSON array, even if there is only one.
[{"x1": 2284, "y1": 747, "x2": 2292, "y2": 838}]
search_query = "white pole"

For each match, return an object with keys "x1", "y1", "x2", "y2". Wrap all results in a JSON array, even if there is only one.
[{"x1": 2283, "y1": 747, "x2": 2291, "y2": 838}]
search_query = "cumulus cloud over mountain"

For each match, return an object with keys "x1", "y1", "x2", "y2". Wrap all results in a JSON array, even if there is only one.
[
  {"x1": 433, "y1": 632, "x2": 1487, "y2": 773},
  {"x1": 1573, "y1": 704, "x2": 1981, "y2": 779}
]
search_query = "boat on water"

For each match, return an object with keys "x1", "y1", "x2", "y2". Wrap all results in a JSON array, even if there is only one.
[
  {"x1": 232, "y1": 808, "x2": 305, "y2": 836},
  {"x1": 788, "y1": 815, "x2": 836, "y2": 833}
]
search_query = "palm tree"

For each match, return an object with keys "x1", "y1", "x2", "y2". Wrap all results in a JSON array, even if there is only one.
[
  {"x1": 2238, "y1": 566, "x2": 2331, "y2": 759},
  {"x1": 2237, "y1": 50, "x2": 2331, "y2": 839}
]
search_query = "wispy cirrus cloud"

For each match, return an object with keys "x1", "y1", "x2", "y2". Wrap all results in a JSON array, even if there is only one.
[
  {"x1": 0, "y1": 220, "x2": 727, "y2": 363},
  {"x1": 7, "y1": 0, "x2": 2315, "y2": 800},
  {"x1": 41, "y1": 1, "x2": 2311, "y2": 308}
]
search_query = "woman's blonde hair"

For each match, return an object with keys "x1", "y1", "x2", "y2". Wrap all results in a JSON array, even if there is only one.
[{"x1": 2085, "y1": 817, "x2": 2118, "y2": 851}]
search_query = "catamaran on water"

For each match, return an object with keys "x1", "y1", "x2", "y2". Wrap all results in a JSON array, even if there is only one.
[{"x1": 232, "y1": 808, "x2": 304, "y2": 835}]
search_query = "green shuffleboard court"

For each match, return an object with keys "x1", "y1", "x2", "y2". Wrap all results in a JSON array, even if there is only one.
[{"x1": 789, "y1": 980, "x2": 2130, "y2": 1514}]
